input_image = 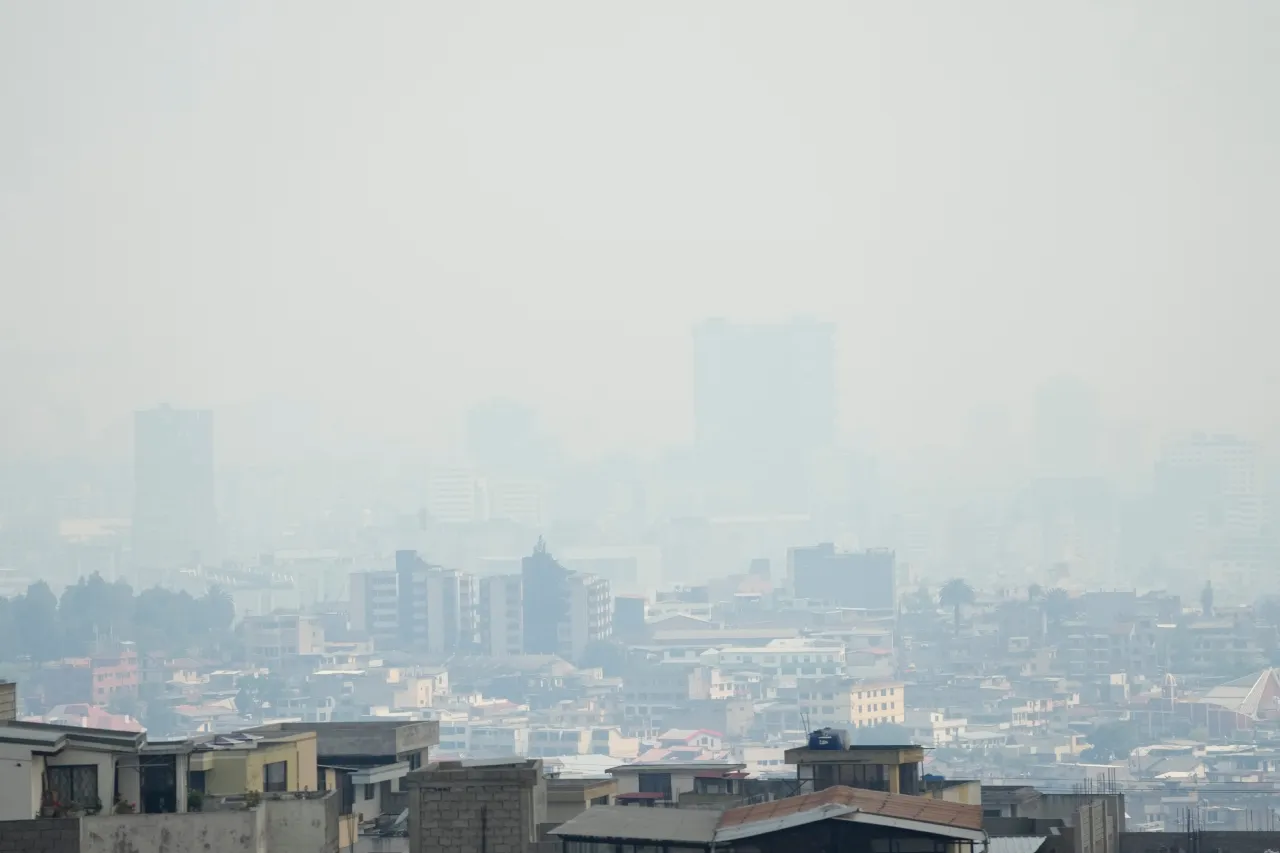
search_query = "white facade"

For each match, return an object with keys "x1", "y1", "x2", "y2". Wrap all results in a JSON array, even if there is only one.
[
  {"x1": 479, "y1": 574, "x2": 523, "y2": 657},
  {"x1": 567, "y1": 574, "x2": 612, "y2": 662}
]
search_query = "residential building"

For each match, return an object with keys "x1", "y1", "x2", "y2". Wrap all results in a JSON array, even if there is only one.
[
  {"x1": 249, "y1": 720, "x2": 438, "y2": 819},
  {"x1": 796, "y1": 679, "x2": 906, "y2": 730},
  {"x1": 189, "y1": 729, "x2": 318, "y2": 797},
  {"x1": 132, "y1": 405, "x2": 216, "y2": 572},
  {"x1": 567, "y1": 573, "x2": 612, "y2": 662},
  {"x1": 489, "y1": 478, "x2": 548, "y2": 528},
  {"x1": 608, "y1": 762, "x2": 746, "y2": 805},
  {"x1": 426, "y1": 467, "x2": 485, "y2": 524},
  {"x1": 242, "y1": 612, "x2": 325, "y2": 665},
  {"x1": 479, "y1": 574, "x2": 524, "y2": 657},
  {"x1": 522, "y1": 539, "x2": 611, "y2": 662},
  {"x1": 788, "y1": 544, "x2": 896, "y2": 611},
  {"x1": 0, "y1": 721, "x2": 190, "y2": 819},
  {"x1": 89, "y1": 643, "x2": 140, "y2": 707},
  {"x1": 905, "y1": 711, "x2": 968, "y2": 747},
  {"x1": 396, "y1": 550, "x2": 478, "y2": 654},
  {"x1": 706, "y1": 638, "x2": 845, "y2": 679},
  {"x1": 784, "y1": 744, "x2": 926, "y2": 796},
  {"x1": 349, "y1": 570, "x2": 399, "y2": 647}
]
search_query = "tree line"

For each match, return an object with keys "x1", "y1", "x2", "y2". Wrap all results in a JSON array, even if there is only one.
[{"x1": 0, "y1": 573, "x2": 235, "y2": 662}]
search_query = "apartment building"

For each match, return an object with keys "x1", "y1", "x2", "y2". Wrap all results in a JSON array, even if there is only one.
[
  {"x1": 479, "y1": 573, "x2": 523, "y2": 657},
  {"x1": 243, "y1": 612, "x2": 325, "y2": 664},
  {"x1": 567, "y1": 573, "x2": 612, "y2": 662},
  {"x1": 797, "y1": 679, "x2": 906, "y2": 730},
  {"x1": 349, "y1": 570, "x2": 399, "y2": 647},
  {"x1": 707, "y1": 638, "x2": 846, "y2": 679}
]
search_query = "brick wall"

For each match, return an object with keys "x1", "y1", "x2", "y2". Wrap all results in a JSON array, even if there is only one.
[
  {"x1": 0, "y1": 818, "x2": 80, "y2": 853},
  {"x1": 406, "y1": 760, "x2": 546, "y2": 853}
]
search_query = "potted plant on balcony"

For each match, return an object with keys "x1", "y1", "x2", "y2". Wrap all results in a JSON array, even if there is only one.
[
  {"x1": 38, "y1": 790, "x2": 59, "y2": 818},
  {"x1": 187, "y1": 790, "x2": 204, "y2": 813},
  {"x1": 84, "y1": 796, "x2": 103, "y2": 816}
]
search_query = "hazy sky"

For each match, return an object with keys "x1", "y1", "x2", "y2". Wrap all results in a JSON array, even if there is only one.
[{"x1": 2, "y1": 2, "x2": 1278, "y2": 460}]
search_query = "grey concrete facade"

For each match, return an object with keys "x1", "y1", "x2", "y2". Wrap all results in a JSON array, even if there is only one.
[{"x1": 405, "y1": 760, "x2": 546, "y2": 853}]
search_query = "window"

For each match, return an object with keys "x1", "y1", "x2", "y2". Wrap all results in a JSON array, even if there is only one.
[
  {"x1": 48, "y1": 765, "x2": 98, "y2": 807},
  {"x1": 188, "y1": 770, "x2": 207, "y2": 794},
  {"x1": 408, "y1": 752, "x2": 422, "y2": 771},
  {"x1": 263, "y1": 761, "x2": 288, "y2": 793},
  {"x1": 364, "y1": 784, "x2": 376, "y2": 800}
]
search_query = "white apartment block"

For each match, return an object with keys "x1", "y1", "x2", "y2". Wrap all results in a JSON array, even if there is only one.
[{"x1": 706, "y1": 638, "x2": 846, "y2": 679}]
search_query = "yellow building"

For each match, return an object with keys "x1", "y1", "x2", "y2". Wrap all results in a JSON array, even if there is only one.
[
  {"x1": 189, "y1": 730, "x2": 318, "y2": 796},
  {"x1": 798, "y1": 679, "x2": 906, "y2": 730}
]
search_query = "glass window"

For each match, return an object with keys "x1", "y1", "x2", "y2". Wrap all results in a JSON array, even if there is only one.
[
  {"x1": 263, "y1": 761, "x2": 288, "y2": 793},
  {"x1": 47, "y1": 765, "x2": 98, "y2": 807}
]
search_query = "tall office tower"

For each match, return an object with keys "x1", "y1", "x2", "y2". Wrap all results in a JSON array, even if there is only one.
[
  {"x1": 132, "y1": 406, "x2": 216, "y2": 572},
  {"x1": 693, "y1": 318, "x2": 836, "y2": 511}
]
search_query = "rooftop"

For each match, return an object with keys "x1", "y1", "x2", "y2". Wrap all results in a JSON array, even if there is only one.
[
  {"x1": 554, "y1": 786, "x2": 985, "y2": 846},
  {"x1": 550, "y1": 806, "x2": 721, "y2": 844}
]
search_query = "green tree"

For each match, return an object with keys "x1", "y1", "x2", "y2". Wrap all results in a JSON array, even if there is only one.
[
  {"x1": 1201, "y1": 581, "x2": 1214, "y2": 618},
  {"x1": 17, "y1": 581, "x2": 61, "y2": 661},
  {"x1": 1081, "y1": 721, "x2": 1139, "y2": 762},
  {"x1": 938, "y1": 579, "x2": 975, "y2": 637}
]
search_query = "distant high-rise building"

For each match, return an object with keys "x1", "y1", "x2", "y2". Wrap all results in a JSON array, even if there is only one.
[
  {"x1": 488, "y1": 479, "x2": 548, "y2": 529},
  {"x1": 1033, "y1": 376, "x2": 1099, "y2": 479},
  {"x1": 466, "y1": 398, "x2": 558, "y2": 477},
  {"x1": 693, "y1": 318, "x2": 836, "y2": 510},
  {"x1": 479, "y1": 574, "x2": 523, "y2": 657},
  {"x1": 788, "y1": 543, "x2": 896, "y2": 611},
  {"x1": 349, "y1": 570, "x2": 399, "y2": 647},
  {"x1": 521, "y1": 538, "x2": 612, "y2": 662},
  {"x1": 132, "y1": 405, "x2": 216, "y2": 571},
  {"x1": 396, "y1": 550, "x2": 478, "y2": 654},
  {"x1": 426, "y1": 468, "x2": 485, "y2": 524}
]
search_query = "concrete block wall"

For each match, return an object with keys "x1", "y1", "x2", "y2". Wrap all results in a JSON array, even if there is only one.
[
  {"x1": 0, "y1": 818, "x2": 79, "y2": 853},
  {"x1": 0, "y1": 682, "x2": 15, "y2": 721},
  {"x1": 1120, "y1": 831, "x2": 1280, "y2": 853},
  {"x1": 405, "y1": 760, "x2": 546, "y2": 853}
]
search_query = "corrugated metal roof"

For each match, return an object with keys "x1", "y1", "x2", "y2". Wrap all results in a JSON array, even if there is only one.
[
  {"x1": 550, "y1": 806, "x2": 719, "y2": 844},
  {"x1": 989, "y1": 836, "x2": 1047, "y2": 853}
]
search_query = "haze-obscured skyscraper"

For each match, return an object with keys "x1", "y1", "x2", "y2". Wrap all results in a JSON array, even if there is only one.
[
  {"x1": 693, "y1": 318, "x2": 836, "y2": 511},
  {"x1": 132, "y1": 406, "x2": 216, "y2": 572},
  {"x1": 1033, "y1": 376, "x2": 1099, "y2": 479}
]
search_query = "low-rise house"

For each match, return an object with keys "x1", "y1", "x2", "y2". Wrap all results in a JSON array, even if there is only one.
[
  {"x1": 608, "y1": 761, "x2": 746, "y2": 806},
  {"x1": 189, "y1": 729, "x2": 318, "y2": 798},
  {"x1": 247, "y1": 720, "x2": 437, "y2": 819},
  {"x1": 0, "y1": 721, "x2": 189, "y2": 820}
]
